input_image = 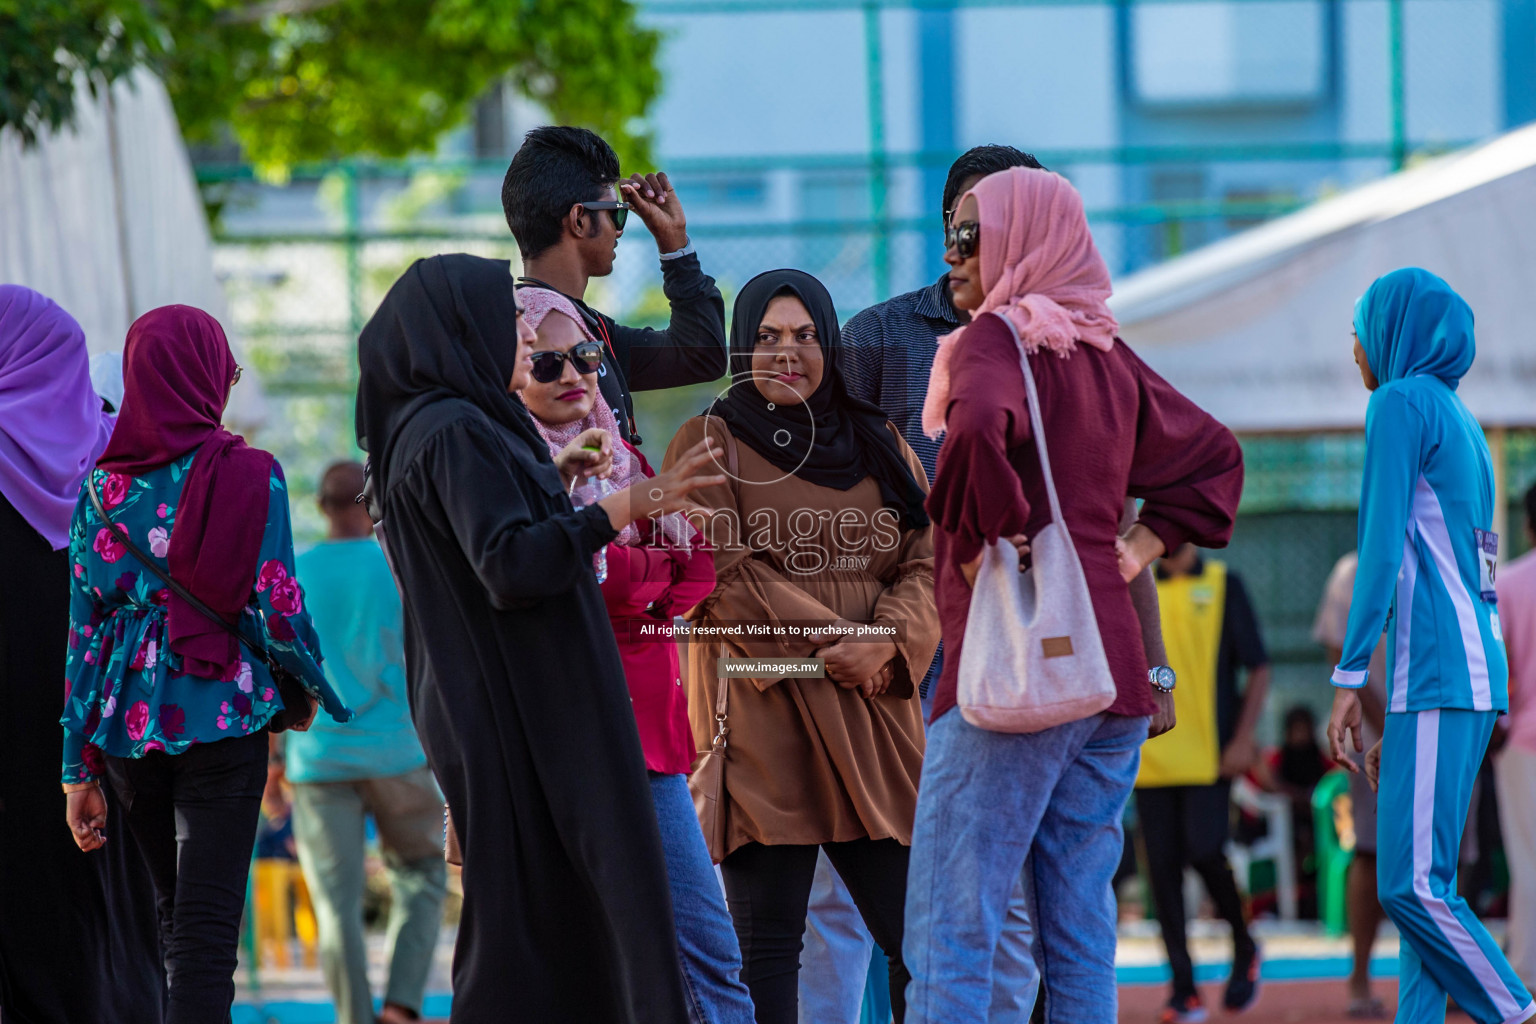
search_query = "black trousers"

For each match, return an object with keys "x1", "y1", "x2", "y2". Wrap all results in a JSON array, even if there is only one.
[
  {"x1": 721, "y1": 838, "x2": 910, "y2": 1024},
  {"x1": 1136, "y1": 783, "x2": 1255, "y2": 999},
  {"x1": 0, "y1": 497, "x2": 163, "y2": 1024},
  {"x1": 106, "y1": 730, "x2": 268, "y2": 1024}
]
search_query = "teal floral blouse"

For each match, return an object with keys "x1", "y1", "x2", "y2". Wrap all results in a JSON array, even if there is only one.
[{"x1": 61, "y1": 452, "x2": 350, "y2": 784}]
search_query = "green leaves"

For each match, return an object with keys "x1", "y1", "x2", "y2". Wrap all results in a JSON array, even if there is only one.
[
  {"x1": 2, "y1": 0, "x2": 660, "y2": 170},
  {"x1": 0, "y1": 0, "x2": 163, "y2": 144}
]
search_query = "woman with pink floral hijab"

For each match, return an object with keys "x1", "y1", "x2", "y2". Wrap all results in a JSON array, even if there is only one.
[{"x1": 60, "y1": 304, "x2": 349, "y2": 1024}]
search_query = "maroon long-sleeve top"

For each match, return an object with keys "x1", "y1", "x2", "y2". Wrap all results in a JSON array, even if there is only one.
[
  {"x1": 926, "y1": 313, "x2": 1244, "y2": 723},
  {"x1": 598, "y1": 444, "x2": 718, "y2": 774}
]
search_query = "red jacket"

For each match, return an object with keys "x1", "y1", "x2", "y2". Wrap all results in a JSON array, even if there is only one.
[{"x1": 599, "y1": 444, "x2": 717, "y2": 774}]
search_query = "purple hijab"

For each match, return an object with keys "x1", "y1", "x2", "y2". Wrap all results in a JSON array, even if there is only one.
[{"x1": 0, "y1": 286, "x2": 115, "y2": 550}]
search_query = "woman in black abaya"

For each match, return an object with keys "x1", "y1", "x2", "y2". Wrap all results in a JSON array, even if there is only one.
[
  {"x1": 355, "y1": 255, "x2": 724, "y2": 1023},
  {"x1": 0, "y1": 286, "x2": 163, "y2": 1023}
]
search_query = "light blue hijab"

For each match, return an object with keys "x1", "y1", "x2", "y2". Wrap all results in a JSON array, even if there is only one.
[{"x1": 1353, "y1": 267, "x2": 1475, "y2": 389}]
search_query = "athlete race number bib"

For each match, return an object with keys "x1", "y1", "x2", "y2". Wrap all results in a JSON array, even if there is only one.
[{"x1": 1475, "y1": 529, "x2": 1499, "y2": 602}]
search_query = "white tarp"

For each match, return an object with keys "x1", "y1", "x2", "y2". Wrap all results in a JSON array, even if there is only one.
[
  {"x1": 1111, "y1": 123, "x2": 1536, "y2": 431},
  {"x1": 0, "y1": 71, "x2": 265, "y2": 427}
]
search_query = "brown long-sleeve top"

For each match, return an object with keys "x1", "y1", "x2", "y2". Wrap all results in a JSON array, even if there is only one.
[
  {"x1": 926, "y1": 313, "x2": 1243, "y2": 723},
  {"x1": 663, "y1": 414, "x2": 939, "y2": 858}
]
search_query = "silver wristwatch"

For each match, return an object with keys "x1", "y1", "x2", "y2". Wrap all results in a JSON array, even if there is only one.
[{"x1": 1148, "y1": 665, "x2": 1176, "y2": 693}]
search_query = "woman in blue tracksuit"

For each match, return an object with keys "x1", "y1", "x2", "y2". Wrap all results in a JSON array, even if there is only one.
[{"x1": 1327, "y1": 268, "x2": 1534, "y2": 1024}]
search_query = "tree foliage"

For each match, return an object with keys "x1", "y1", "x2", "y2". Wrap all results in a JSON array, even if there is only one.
[
  {"x1": 0, "y1": 0, "x2": 662, "y2": 170},
  {"x1": 0, "y1": 1, "x2": 162, "y2": 144}
]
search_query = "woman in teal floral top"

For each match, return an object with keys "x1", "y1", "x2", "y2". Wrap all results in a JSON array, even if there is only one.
[
  {"x1": 60, "y1": 455, "x2": 343, "y2": 779},
  {"x1": 60, "y1": 305, "x2": 349, "y2": 1024}
]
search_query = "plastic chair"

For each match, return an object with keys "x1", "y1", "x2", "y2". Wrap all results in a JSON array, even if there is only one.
[
  {"x1": 1228, "y1": 776, "x2": 1298, "y2": 920},
  {"x1": 1312, "y1": 769, "x2": 1354, "y2": 937},
  {"x1": 252, "y1": 858, "x2": 319, "y2": 967}
]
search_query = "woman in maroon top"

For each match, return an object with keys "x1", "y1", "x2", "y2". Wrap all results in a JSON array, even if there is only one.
[
  {"x1": 903, "y1": 168, "x2": 1244, "y2": 1024},
  {"x1": 517, "y1": 287, "x2": 757, "y2": 1024}
]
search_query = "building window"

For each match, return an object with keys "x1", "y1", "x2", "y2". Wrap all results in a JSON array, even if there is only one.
[
  {"x1": 1129, "y1": 1, "x2": 1329, "y2": 108},
  {"x1": 677, "y1": 176, "x2": 769, "y2": 209}
]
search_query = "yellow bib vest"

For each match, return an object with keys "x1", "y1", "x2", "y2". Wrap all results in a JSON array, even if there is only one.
[{"x1": 1137, "y1": 561, "x2": 1227, "y2": 788}]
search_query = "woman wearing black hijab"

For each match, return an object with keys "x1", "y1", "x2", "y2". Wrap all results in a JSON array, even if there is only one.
[
  {"x1": 662, "y1": 269, "x2": 939, "y2": 1024},
  {"x1": 355, "y1": 255, "x2": 725, "y2": 1023}
]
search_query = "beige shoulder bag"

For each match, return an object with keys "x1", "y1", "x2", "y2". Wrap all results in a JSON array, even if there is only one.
[{"x1": 956, "y1": 318, "x2": 1117, "y2": 733}]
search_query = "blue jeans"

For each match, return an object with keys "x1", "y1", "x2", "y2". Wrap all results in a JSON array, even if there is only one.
[
  {"x1": 904, "y1": 709, "x2": 1150, "y2": 1024},
  {"x1": 799, "y1": 852, "x2": 874, "y2": 1023},
  {"x1": 651, "y1": 772, "x2": 757, "y2": 1024},
  {"x1": 800, "y1": 833, "x2": 1042, "y2": 1023}
]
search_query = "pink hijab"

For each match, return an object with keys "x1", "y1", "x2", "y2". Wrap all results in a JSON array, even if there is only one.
[
  {"x1": 922, "y1": 167, "x2": 1119, "y2": 438},
  {"x1": 518, "y1": 288, "x2": 643, "y2": 545}
]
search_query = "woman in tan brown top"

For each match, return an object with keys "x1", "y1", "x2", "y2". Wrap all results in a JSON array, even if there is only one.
[{"x1": 662, "y1": 269, "x2": 937, "y2": 1024}]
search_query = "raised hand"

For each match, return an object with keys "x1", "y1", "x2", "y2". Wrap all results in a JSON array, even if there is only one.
[
  {"x1": 556, "y1": 428, "x2": 614, "y2": 488},
  {"x1": 619, "y1": 171, "x2": 689, "y2": 253},
  {"x1": 600, "y1": 437, "x2": 724, "y2": 529}
]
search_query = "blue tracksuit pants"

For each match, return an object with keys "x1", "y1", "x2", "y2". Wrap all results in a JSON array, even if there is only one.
[{"x1": 1378, "y1": 709, "x2": 1534, "y2": 1024}]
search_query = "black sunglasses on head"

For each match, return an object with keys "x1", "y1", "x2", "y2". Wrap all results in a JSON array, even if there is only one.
[
  {"x1": 530, "y1": 340, "x2": 605, "y2": 384},
  {"x1": 945, "y1": 220, "x2": 980, "y2": 261},
  {"x1": 581, "y1": 200, "x2": 630, "y2": 232}
]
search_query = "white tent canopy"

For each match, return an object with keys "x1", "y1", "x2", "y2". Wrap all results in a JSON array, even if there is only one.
[
  {"x1": 0, "y1": 71, "x2": 264, "y2": 427},
  {"x1": 1111, "y1": 123, "x2": 1536, "y2": 432}
]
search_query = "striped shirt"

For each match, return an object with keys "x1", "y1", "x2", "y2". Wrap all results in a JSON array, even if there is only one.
[
  {"x1": 842, "y1": 276, "x2": 960, "y2": 697},
  {"x1": 1331, "y1": 377, "x2": 1509, "y2": 713},
  {"x1": 841, "y1": 276, "x2": 962, "y2": 485}
]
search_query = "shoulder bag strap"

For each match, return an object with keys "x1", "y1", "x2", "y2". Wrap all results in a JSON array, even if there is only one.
[
  {"x1": 86, "y1": 474, "x2": 271, "y2": 663},
  {"x1": 997, "y1": 318, "x2": 1067, "y2": 527},
  {"x1": 696, "y1": 416, "x2": 734, "y2": 744}
]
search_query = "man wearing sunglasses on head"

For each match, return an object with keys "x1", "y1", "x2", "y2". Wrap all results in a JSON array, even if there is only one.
[{"x1": 502, "y1": 126, "x2": 728, "y2": 446}]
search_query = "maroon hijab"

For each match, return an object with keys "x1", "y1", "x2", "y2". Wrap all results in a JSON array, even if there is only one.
[{"x1": 98, "y1": 306, "x2": 274, "y2": 680}]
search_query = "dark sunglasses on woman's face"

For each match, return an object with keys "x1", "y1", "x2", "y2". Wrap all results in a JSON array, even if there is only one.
[
  {"x1": 581, "y1": 200, "x2": 630, "y2": 232},
  {"x1": 530, "y1": 341, "x2": 605, "y2": 384},
  {"x1": 945, "y1": 220, "x2": 980, "y2": 261}
]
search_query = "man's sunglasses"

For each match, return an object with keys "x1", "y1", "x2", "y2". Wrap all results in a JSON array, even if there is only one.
[
  {"x1": 945, "y1": 220, "x2": 980, "y2": 261},
  {"x1": 530, "y1": 341, "x2": 605, "y2": 384},
  {"x1": 581, "y1": 200, "x2": 630, "y2": 232}
]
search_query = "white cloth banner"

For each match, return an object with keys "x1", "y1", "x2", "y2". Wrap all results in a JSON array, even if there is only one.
[
  {"x1": 1111, "y1": 124, "x2": 1536, "y2": 431},
  {"x1": 0, "y1": 71, "x2": 265, "y2": 429}
]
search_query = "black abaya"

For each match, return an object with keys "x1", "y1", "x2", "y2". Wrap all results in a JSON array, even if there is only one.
[
  {"x1": 0, "y1": 494, "x2": 164, "y2": 1023},
  {"x1": 357, "y1": 256, "x2": 689, "y2": 1023}
]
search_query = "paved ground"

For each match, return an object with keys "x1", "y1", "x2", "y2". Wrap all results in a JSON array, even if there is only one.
[
  {"x1": 234, "y1": 920, "x2": 1512, "y2": 1022},
  {"x1": 1119, "y1": 977, "x2": 1403, "y2": 1024}
]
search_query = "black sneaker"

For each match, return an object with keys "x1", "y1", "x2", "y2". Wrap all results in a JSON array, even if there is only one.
[{"x1": 1224, "y1": 944, "x2": 1262, "y2": 1013}]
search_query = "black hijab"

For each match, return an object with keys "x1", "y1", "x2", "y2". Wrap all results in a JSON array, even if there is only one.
[
  {"x1": 705, "y1": 269, "x2": 929, "y2": 530},
  {"x1": 356, "y1": 254, "x2": 550, "y2": 497}
]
